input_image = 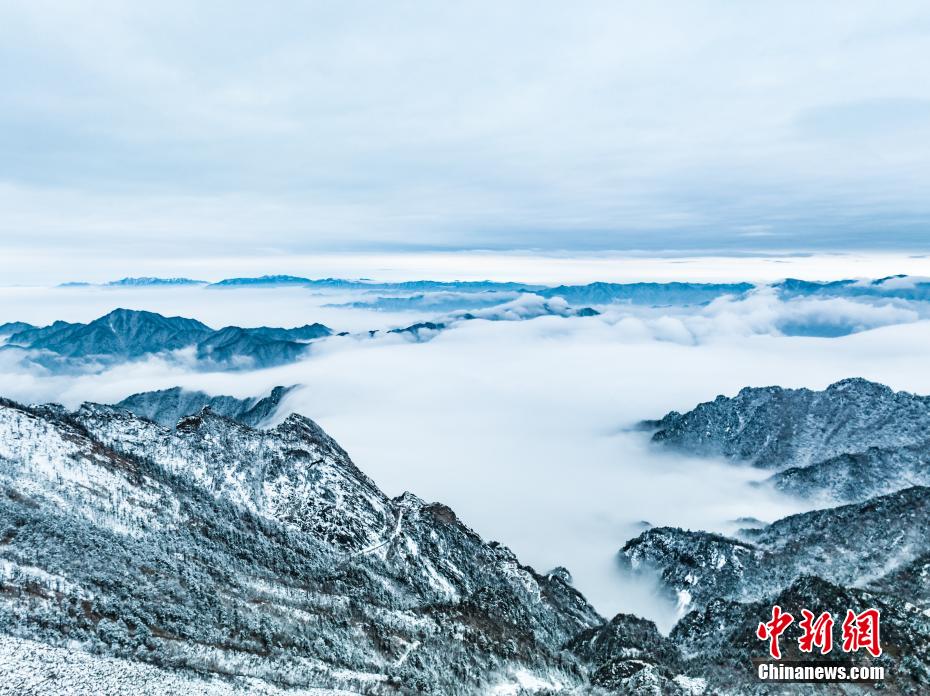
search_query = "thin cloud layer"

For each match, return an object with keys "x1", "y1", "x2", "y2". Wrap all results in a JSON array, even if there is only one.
[{"x1": 1, "y1": 2, "x2": 930, "y2": 268}]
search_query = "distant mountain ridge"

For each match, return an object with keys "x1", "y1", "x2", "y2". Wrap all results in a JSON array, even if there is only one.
[
  {"x1": 207, "y1": 275, "x2": 540, "y2": 292},
  {"x1": 52, "y1": 273, "x2": 930, "y2": 306},
  {"x1": 2, "y1": 308, "x2": 331, "y2": 370},
  {"x1": 644, "y1": 377, "x2": 930, "y2": 502},
  {"x1": 57, "y1": 277, "x2": 207, "y2": 287},
  {"x1": 775, "y1": 275, "x2": 930, "y2": 301},
  {"x1": 1, "y1": 302, "x2": 604, "y2": 372},
  {"x1": 538, "y1": 281, "x2": 754, "y2": 306},
  {"x1": 107, "y1": 277, "x2": 207, "y2": 286}
]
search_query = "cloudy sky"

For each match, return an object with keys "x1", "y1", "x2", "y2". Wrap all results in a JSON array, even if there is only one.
[{"x1": 2, "y1": 1, "x2": 930, "y2": 272}]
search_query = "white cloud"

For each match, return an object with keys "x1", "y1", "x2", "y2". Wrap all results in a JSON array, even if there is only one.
[{"x1": 4, "y1": 284, "x2": 930, "y2": 627}]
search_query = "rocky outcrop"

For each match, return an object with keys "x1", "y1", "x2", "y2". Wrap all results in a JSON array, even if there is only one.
[{"x1": 115, "y1": 385, "x2": 294, "y2": 428}]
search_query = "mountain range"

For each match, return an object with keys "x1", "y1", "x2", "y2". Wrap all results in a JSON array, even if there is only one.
[
  {"x1": 774, "y1": 275, "x2": 930, "y2": 301},
  {"x1": 0, "y1": 395, "x2": 630, "y2": 694},
  {"x1": 0, "y1": 298, "x2": 606, "y2": 373},
  {"x1": 2, "y1": 377, "x2": 929, "y2": 692},
  {"x1": 0, "y1": 309, "x2": 332, "y2": 371},
  {"x1": 644, "y1": 378, "x2": 930, "y2": 502},
  {"x1": 58, "y1": 274, "x2": 930, "y2": 304}
]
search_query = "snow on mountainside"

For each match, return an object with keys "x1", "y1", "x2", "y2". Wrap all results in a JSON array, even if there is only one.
[
  {"x1": 1, "y1": 309, "x2": 332, "y2": 372},
  {"x1": 644, "y1": 378, "x2": 930, "y2": 503},
  {"x1": 619, "y1": 486, "x2": 930, "y2": 611},
  {"x1": 116, "y1": 386, "x2": 294, "y2": 428},
  {"x1": 607, "y1": 378, "x2": 930, "y2": 692},
  {"x1": 671, "y1": 575, "x2": 930, "y2": 686},
  {"x1": 0, "y1": 396, "x2": 636, "y2": 694},
  {"x1": 4, "y1": 378, "x2": 930, "y2": 692},
  {"x1": 768, "y1": 443, "x2": 930, "y2": 502},
  {"x1": 646, "y1": 378, "x2": 930, "y2": 469},
  {"x1": 0, "y1": 634, "x2": 355, "y2": 696}
]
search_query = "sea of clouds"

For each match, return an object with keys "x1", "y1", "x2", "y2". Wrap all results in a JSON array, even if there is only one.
[{"x1": 3, "y1": 275, "x2": 930, "y2": 629}]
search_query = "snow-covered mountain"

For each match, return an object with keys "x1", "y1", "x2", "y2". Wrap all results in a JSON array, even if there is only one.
[
  {"x1": 115, "y1": 386, "x2": 294, "y2": 428},
  {"x1": 0, "y1": 397, "x2": 618, "y2": 694},
  {"x1": 620, "y1": 486, "x2": 930, "y2": 611},
  {"x1": 3, "y1": 379, "x2": 930, "y2": 692},
  {"x1": 644, "y1": 378, "x2": 930, "y2": 502},
  {"x1": 1, "y1": 309, "x2": 332, "y2": 372},
  {"x1": 610, "y1": 379, "x2": 930, "y2": 692}
]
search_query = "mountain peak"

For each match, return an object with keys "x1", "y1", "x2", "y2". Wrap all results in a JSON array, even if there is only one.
[
  {"x1": 105, "y1": 277, "x2": 206, "y2": 286},
  {"x1": 825, "y1": 376, "x2": 894, "y2": 394},
  {"x1": 649, "y1": 378, "x2": 930, "y2": 471},
  {"x1": 5, "y1": 310, "x2": 331, "y2": 370}
]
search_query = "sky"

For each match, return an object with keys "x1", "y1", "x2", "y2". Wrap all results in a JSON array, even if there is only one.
[{"x1": 2, "y1": 0, "x2": 930, "y2": 275}]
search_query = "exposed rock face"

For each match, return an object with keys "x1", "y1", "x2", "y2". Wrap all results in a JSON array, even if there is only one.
[
  {"x1": 116, "y1": 386, "x2": 294, "y2": 428},
  {"x1": 1, "y1": 309, "x2": 332, "y2": 371},
  {"x1": 645, "y1": 378, "x2": 930, "y2": 502}
]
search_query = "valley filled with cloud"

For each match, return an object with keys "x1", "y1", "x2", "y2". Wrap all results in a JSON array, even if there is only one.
[{"x1": 5, "y1": 261, "x2": 930, "y2": 630}]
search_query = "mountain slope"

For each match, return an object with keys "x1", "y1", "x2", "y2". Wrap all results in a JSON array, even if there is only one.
[
  {"x1": 647, "y1": 378, "x2": 930, "y2": 469},
  {"x1": 2, "y1": 310, "x2": 332, "y2": 371},
  {"x1": 644, "y1": 378, "x2": 930, "y2": 502},
  {"x1": 116, "y1": 386, "x2": 294, "y2": 428},
  {"x1": 3, "y1": 389, "x2": 930, "y2": 692},
  {"x1": 619, "y1": 486, "x2": 930, "y2": 612},
  {"x1": 0, "y1": 397, "x2": 609, "y2": 694},
  {"x1": 25, "y1": 309, "x2": 214, "y2": 358}
]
